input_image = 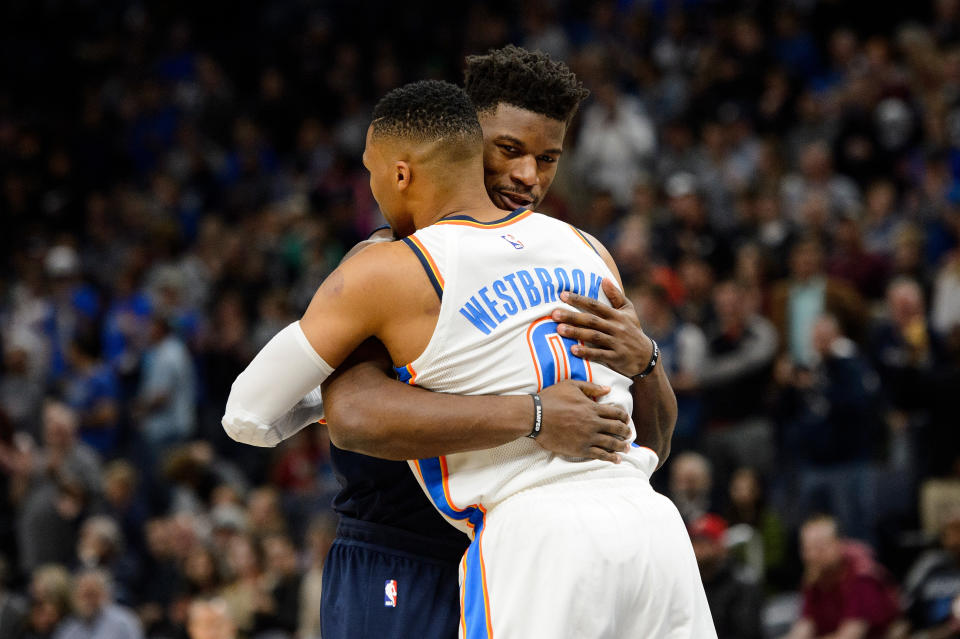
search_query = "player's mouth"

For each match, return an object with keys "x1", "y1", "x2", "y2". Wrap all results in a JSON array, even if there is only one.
[{"x1": 496, "y1": 190, "x2": 535, "y2": 210}]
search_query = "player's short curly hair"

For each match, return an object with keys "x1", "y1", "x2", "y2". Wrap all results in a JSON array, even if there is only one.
[
  {"x1": 464, "y1": 45, "x2": 589, "y2": 122},
  {"x1": 371, "y1": 80, "x2": 482, "y2": 145}
]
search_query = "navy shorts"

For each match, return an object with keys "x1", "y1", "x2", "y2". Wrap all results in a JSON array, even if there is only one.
[{"x1": 320, "y1": 517, "x2": 464, "y2": 639}]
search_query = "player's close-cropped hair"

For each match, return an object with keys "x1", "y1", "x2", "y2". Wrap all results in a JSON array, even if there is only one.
[
  {"x1": 371, "y1": 80, "x2": 482, "y2": 144},
  {"x1": 464, "y1": 44, "x2": 589, "y2": 122}
]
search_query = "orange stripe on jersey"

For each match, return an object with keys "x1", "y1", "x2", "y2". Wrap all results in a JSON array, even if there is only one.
[
  {"x1": 436, "y1": 209, "x2": 532, "y2": 229},
  {"x1": 476, "y1": 507, "x2": 494, "y2": 637},
  {"x1": 439, "y1": 455, "x2": 468, "y2": 513},
  {"x1": 407, "y1": 235, "x2": 445, "y2": 288},
  {"x1": 525, "y1": 317, "x2": 549, "y2": 391},
  {"x1": 568, "y1": 224, "x2": 601, "y2": 256}
]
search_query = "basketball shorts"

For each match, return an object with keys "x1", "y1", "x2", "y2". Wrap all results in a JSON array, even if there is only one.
[
  {"x1": 458, "y1": 473, "x2": 718, "y2": 639},
  {"x1": 320, "y1": 517, "x2": 464, "y2": 639}
]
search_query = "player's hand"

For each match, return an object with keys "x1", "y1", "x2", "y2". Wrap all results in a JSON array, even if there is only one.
[
  {"x1": 536, "y1": 380, "x2": 631, "y2": 464},
  {"x1": 551, "y1": 278, "x2": 654, "y2": 378}
]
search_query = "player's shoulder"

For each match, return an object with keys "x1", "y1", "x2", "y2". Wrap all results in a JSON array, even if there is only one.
[{"x1": 335, "y1": 239, "x2": 422, "y2": 288}]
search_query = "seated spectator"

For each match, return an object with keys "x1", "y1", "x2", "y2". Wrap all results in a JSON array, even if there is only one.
[
  {"x1": 298, "y1": 514, "x2": 337, "y2": 639},
  {"x1": 691, "y1": 514, "x2": 764, "y2": 639},
  {"x1": 779, "y1": 516, "x2": 900, "y2": 639},
  {"x1": 23, "y1": 565, "x2": 72, "y2": 639},
  {"x1": 725, "y1": 467, "x2": 790, "y2": 589},
  {"x1": 180, "y1": 545, "x2": 223, "y2": 599},
  {"x1": 100, "y1": 462, "x2": 147, "y2": 560},
  {"x1": 187, "y1": 598, "x2": 236, "y2": 639},
  {"x1": 899, "y1": 508, "x2": 960, "y2": 636},
  {"x1": 780, "y1": 141, "x2": 861, "y2": 224},
  {"x1": 254, "y1": 534, "x2": 302, "y2": 637},
  {"x1": 75, "y1": 516, "x2": 138, "y2": 606},
  {"x1": 669, "y1": 451, "x2": 714, "y2": 525},
  {"x1": 53, "y1": 569, "x2": 143, "y2": 639}
]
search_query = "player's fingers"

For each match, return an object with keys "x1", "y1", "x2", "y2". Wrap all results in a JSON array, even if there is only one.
[
  {"x1": 593, "y1": 434, "x2": 630, "y2": 454},
  {"x1": 587, "y1": 445, "x2": 623, "y2": 464},
  {"x1": 596, "y1": 403, "x2": 629, "y2": 424},
  {"x1": 565, "y1": 380, "x2": 612, "y2": 399},
  {"x1": 556, "y1": 324, "x2": 615, "y2": 348},
  {"x1": 558, "y1": 291, "x2": 616, "y2": 319},
  {"x1": 551, "y1": 307, "x2": 611, "y2": 332},
  {"x1": 569, "y1": 344, "x2": 617, "y2": 363},
  {"x1": 601, "y1": 278, "x2": 631, "y2": 310}
]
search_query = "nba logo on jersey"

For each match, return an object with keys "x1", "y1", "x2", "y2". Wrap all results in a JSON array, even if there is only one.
[
  {"x1": 501, "y1": 234, "x2": 524, "y2": 249},
  {"x1": 384, "y1": 579, "x2": 398, "y2": 607}
]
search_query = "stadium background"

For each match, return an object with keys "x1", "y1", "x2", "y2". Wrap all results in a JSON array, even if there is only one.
[{"x1": 2, "y1": 0, "x2": 960, "y2": 637}]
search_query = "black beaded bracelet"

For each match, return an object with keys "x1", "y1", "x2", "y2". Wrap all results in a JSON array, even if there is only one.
[
  {"x1": 527, "y1": 393, "x2": 543, "y2": 438},
  {"x1": 633, "y1": 338, "x2": 660, "y2": 380}
]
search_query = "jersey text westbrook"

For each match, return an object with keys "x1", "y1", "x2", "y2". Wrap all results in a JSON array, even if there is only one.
[{"x1": 459, "y1": 267, "x2": 604, "y2": 335}]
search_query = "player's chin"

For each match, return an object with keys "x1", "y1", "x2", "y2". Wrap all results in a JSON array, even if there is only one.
[{"x1": 495, "y1": 190, "x2": 537, "y2": 211}]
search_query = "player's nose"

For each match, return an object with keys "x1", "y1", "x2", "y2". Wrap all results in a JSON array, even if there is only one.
[{"x1": 510, "y1": 156, "x2": 538, "y2": 188}]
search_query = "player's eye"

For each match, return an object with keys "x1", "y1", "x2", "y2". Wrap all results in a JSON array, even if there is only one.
[
  {"x1": 538, "y1": 155, "x2": 557, "y2": 164},
  {"x1": 498, "y1": 144, "x2": 518, "y2": 154}
]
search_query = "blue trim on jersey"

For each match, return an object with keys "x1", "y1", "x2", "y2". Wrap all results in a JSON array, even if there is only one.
[
  {"x1": 442, "y1": 206, "x2": 527, "y2": 225},
  {"x1": 463, "y1": 519, "x2": 491, "y2": 639},
  {"x1": 395, "y1": 365, "x2": 413, "y2": 384},
  {"x1": 571, "y1": 226, "x2": 602, "y2": 256},
  {"x1": 401, "y1": 237, "x2": 444, "y2": 300},
  {"x1": 417, "y1": 458, "x2": 484, "y2": 527}
]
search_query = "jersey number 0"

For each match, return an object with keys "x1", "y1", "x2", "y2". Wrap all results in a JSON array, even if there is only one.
[{"x1": 526, "y1": 316, "x2": 592, "y2": 391}]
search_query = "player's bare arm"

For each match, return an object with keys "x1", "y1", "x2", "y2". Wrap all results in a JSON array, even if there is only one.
[
  {"x1": 321, "y1": 338, "x2": 630, "y2": 462},
  {"x1": 550, "y1": 233, "x2": 678, "y2": 468}
]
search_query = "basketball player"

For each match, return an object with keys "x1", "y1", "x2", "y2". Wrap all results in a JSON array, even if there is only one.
[
  {"x1": 230, "y1": 47, "x2": 678, "y2": 639},
  {"x1": 223, "y1": 80, "x2": 714, "y2": 637}
]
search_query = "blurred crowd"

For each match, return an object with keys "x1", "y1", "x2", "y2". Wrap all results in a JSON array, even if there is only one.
[{"x1": 2, "y1": 0, "x2": 960, "y2": 638}]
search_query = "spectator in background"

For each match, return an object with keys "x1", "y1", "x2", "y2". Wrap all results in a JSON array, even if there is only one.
[
  {"x1": 779, "y1": 516, "x2": 900, "y2": 639},
  {"x1": 780, "y1": 140, "x2": 861, "y2": 224},
  {"x1": 868, "y1": 278, "x2": 938, "y2": 473},
  {"x1": 42, "y1": 245, "x2": 100, "y2": 383},
  {"x1": 931, "y1": 252, "x2": 960, "y2": 338},
  {"x1": 53, "y1": 569, "x2": 143, "y2": 639},
  {"x1": 1, "y1": 341, "x2": 45, "y2": 437},
  {"x1": 254, "y1": 535, "x2": 301, "y2": 637},
  {"x1": 0, "y1": 556, "x2": 28, "y2": 639},
  {"x1": 634, "y1": 282, "x2": 706, "y2": 452},
  {"x1": 770, "y1": 236, "x2": 866, "y2": 368},
  {"x1": 695, "y1": 279, "x2": 779, "y2": 491},
  {"x1": 669, "y1": 451, "x2": 714, "y2": 525},
  {"x1": 725, "y1": 467, "x2": 790, "y2": 590},
  {"x1": 899, "y1": 508, "x2": 960, "y2": 637},
  {"x1": 691, "y1": 513, "x2": 764, "y2": 639},
  {"x1": 181, "y1": 545, "x2": 223, "y2": 599},
  {"x1": 17, "y1": 402, "x2": 101, "y2": 574},
  {"x1": 23, "y1": 565, "x2": 72, "y2": 639},
  {"x1": 62, "y1": 333, "x2": 120, "y2": 458},
  {"x1": 298, "y1": 514, "x2": 336, "y2": 639},
  {"x1": 654, "y1": 172, "x2": 732, "y2": 273},
  {"x1": 100, "y1": 461, "x2": 147, "y2": 561},
  {"x1": 776, "y1": 315, "x2": 881, "y2": 540},
  {"x1": 134, "y1": 315, "x2": 196, "y2": 456},
  {"x1": 574, "y1": 80, "x2": 656, "y2": 207},
  {"x1": 187, "y1": 598, "x2": 236, "y2": 639},
  {"x1": 75, "y1": 516, "x2": 138, "y2": 606}
]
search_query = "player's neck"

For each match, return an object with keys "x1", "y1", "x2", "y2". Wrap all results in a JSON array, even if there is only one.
[{"x1": 412, "y1": 172, "x2": 504, "y2": 228}]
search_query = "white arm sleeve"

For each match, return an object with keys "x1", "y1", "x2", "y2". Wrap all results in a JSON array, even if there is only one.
[{"x1": 222, "y1": 322, "x2": 334, "y2": 447}]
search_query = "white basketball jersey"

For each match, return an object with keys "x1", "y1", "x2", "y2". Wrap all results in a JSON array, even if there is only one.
[{"x1": 397, "y1": 208, "x2": 658, "y2": 537}]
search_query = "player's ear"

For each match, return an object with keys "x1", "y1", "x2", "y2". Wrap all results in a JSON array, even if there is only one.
[{"x1": 394, "y1": 161, "x2": 411, "y2": 192}]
